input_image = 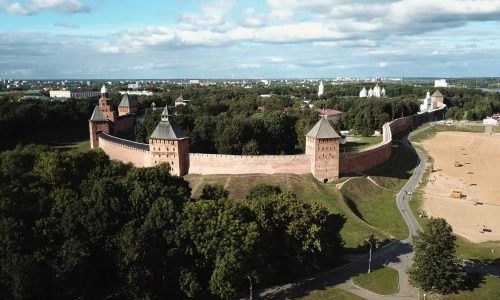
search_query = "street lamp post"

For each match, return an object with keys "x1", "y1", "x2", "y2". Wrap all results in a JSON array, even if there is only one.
[
  {"x1": 365, "y1": 238, "x2": 372, "y2": 273},
  {"x1": 247, "y1": 276, "x2": 252, "y2": 300}
]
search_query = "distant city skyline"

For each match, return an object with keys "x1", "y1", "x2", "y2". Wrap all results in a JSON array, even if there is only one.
[{"x1": 1, "y1": 0, "x2": 500, "y2": 79}]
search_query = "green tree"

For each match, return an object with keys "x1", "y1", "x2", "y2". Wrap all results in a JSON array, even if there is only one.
[
  {"x1": 246, "y1": 183, "x2": 282, "y2": 200},
  {"x1": 200, "y1": 184, "x2": 229, "y2": 200},
  {"x1": 408, "y1": 218, "x2": 465, "y2": 294}
]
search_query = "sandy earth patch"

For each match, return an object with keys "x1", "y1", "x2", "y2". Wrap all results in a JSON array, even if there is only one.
[{"x1": 421, "y1": 131, "x2": 500, "y2": 242}]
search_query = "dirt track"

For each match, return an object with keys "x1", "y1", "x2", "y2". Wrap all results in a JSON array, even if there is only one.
[{"x1": 421, "y1": 131, "x2": 500, "y2": 242}]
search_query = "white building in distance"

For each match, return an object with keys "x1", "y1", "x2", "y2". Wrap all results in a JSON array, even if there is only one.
[
  {"x1": 318, "y1": 81, "x2": 324, "y2": 97},
  {"x1": 483, "y1": 116, "x2": 500, "y2": 125},
  {"x1": 50, "y1": 89, "x2": 101, "y2": 100},
  {"x1": 435, "y1": 79, "x2": 448, "y2": 88},
  {"x1": 359, "y1": 83, "x2": 386, "y2": 98}
]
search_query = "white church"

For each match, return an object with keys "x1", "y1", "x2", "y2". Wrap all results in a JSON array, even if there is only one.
[
  {"x1": 359, "y1": 83, "x2": 386, "y2": 98},
  {"x1": 318, "y1": 81, "x2": 324, "y2": 97}
]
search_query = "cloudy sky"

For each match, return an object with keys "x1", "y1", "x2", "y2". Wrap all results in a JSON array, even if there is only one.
[{"x1": 1, "y1": 0, "x2": 500, "y2": 79}]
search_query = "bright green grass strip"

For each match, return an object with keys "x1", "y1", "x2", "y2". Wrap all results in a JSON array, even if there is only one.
[
  {"x1": 352, "y1": 267, "x2": 398, "y2": 295},
  {"x1": 341, "y1": 135, "x2": 383, "y2": 152},
  {"x1": 297, "y1": 287, "x2": 364, "y2": 300}
]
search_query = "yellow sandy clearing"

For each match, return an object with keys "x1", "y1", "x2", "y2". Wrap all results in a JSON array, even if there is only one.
[{"x1": 422, "y1": 131, "x2": 500, "y2": 242}]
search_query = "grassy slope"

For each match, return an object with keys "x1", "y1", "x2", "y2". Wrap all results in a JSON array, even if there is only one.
[
  {"x1": 297, "y1": 287, "x2": 365, "y2": 300},
  {"x1": 352, "y1": 267, "x2": 399, "y2": 295},
  {"x1": 185, "y1": 173, "x2": 391, "y2": 249},
  {"x1": 341, "y1": 178, "x2": 407, "y2": 240}
]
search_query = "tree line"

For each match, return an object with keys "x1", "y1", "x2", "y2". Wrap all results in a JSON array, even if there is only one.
[{"x1": 0, "y1": 145, "x2": 344, "y2": 299}]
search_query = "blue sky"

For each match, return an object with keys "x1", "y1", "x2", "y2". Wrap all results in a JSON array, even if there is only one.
[{"x1": 1, "y1": 0, "x2": 500, "y2": 79}]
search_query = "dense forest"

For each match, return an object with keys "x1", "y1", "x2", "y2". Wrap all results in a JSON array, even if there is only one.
[{"x1": 0, "y1": 145, "x2": 344, "y2": 299}]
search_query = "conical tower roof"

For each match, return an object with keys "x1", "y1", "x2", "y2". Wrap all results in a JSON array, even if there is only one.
[
  {"x1": 89, "y1": 105, "x2": 107, "y2": 121},
  {"x1": 306, "y1": 117, "x2": 340, "y2": 139},
  {"x1": 118, "y1": 94, "x2": 136, "y2": 107},
  {"x1": 150, "y1": 106, "x2": 187, "y2": 140}
]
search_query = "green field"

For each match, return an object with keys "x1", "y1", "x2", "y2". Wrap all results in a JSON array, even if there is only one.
[
  {"x1": 419, "y1": 275, "x2": 500, "y2": 299},
  {"x1": 341, "y1": 135, "x2": 383, "y2": 152},
  {"x1": 352, "y1": 267, "x2": 399, "y2": 295},
  {"x1": 297, "y1": 287, "x2": 364, "y2": 300}
]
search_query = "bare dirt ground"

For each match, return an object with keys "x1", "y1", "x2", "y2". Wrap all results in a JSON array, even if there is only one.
[{"x1": 421, "y1": 131, "x2": 500, "y2": 242}]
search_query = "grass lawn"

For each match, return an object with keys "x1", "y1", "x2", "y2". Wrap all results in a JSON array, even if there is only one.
[
  {"x1": 341, "y1": 135, "x2": 383, "y2": 152},
  {"x1": 352, "y1": 267, "x2": 399, "y2": 295},
  {"x1": 419, "y1": 275, "x2": 500, "y2": 299},
  {"x1": 297, "y1": 287, "x2": 364, "y2": 300}
]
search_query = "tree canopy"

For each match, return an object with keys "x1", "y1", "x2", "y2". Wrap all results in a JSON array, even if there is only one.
[
  {"x1": 0, "y1": 146, "x2": 344, "y2": 299},
  {"x1": 407, "y1": 218, "x2": 465, "y2": 294}
]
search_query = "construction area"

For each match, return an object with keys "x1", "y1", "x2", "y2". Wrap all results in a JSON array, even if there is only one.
[{"x1": 421, "y1": 131, "x2": 500, "y2": 242}]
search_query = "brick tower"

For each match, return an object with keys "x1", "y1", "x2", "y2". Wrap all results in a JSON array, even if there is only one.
[
  {"x1": 88, "y1": 105, "x2": 111, "y2": 149},
  {"x1": 118, "y1": 94, "x2": 138, "y2": 116},
  {"x1": 305, "y1": 116, "x2": 340, "y2": 182},
  {"x1": 98, "y1": 84, "x2": 116, "y2": 122},
  {"x1": 149, "y1": 106, "x2": 189, "y2": 176}
]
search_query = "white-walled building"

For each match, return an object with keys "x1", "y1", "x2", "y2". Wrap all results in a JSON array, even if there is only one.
[
  {"x1": 49, "y1": 90, "x2": 71, "y2": 99},
  {"x1": 360, "y1": 83, "x2": 386, "y2": 98},
  {"x1": 359, "y1": 87, "x2": 367, "y2": 98},
  {"x1": 420, "y1": 91, "x2": 432, "y2": 112},
  {"x1": 435, "y1": 79, "x2": 448, "y2": 88},
  {"x1": 318, "y1": 81, "x2": 324, "y2": 97},
  {"x1": 483, "y1": 117, "x2": 500, "y2": 125}
]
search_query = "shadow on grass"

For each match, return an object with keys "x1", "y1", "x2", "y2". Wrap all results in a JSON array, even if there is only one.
[
  {"x1": 460, "y1": 272, "x2": 486, "y2": 292},
  {"x1": 260, "y1": 239, "x2": 414, "y2": 299}
]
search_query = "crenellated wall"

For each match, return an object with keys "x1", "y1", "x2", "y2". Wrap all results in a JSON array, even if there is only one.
[
  {"x1": 97, "y1": 133, "x2": 151, "y2": 167},
  {"x1": 339, "y1": 107, "x2": 445, "y2": 174},
  {"x1": 93, "y1": 107, "x2": 445, "y2": 179},
  {"x1": 188, "y1": 153, "x2": 311, "y2": 175},
  {"x1": 339, "y1": 142, "x2": 392, "y2": 173}
]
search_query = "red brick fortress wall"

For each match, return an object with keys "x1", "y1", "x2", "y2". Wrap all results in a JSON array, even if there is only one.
[
  {"x1": 97, "y1": 133, "x2": 150, "y2": 167},
  {"x1": 188, "y1": 154, "x2": 311, "y2": 175}
]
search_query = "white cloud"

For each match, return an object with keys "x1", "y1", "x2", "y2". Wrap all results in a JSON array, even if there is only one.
[
  {"x1": 378, "y1": 61, "x2": 388, "y2": 68},
  {"x1": 269, "y1": 56, "x2": 285, "y2": 62},
  {"x1": 238, "y1": 63, "x2": 261, "y2": 69},
  {"x1": 0, "y1": 0, "x2": 90, "y2": 15},
  {"x1": 241, "y1": 7, "x2": 266, "y2": 27},
  {"x1": 178, "y1": 0, "x2": 234, "y2": 31}
]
